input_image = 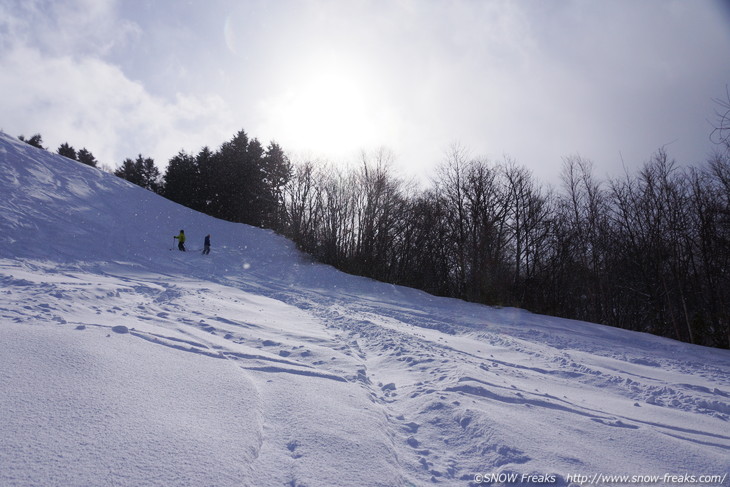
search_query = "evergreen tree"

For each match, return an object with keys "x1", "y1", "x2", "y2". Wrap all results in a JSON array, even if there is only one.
[
  {"x1": 57, "y1": 143, "x2": 77, "y2": 161},
  {"x1": 77, "y1": 148, "x2": 98, "y2": 167},
  {"x1": 18, "y1": 134, "x2": 45, "y2": 149},
  {"x1": 163, "y1": 151, "x2": 199, "y2": 208},
  {"x1": 161, "y1": 130, "x2": 291, "y2": 229},
  {"x1": 208, "y1": 130, "x2": 269, "y2": 225},
  {"x1": 243, "y1": 137, "x2": 267, "y2": 226},
  {"x1": 262, "y1": 142, "x2": 292, "y2": 230},
  {"x1": 206, "y1": 130, "x2": 249, "y2": 222},
  {"x1": 115, "y1": 158, "x2": 143, "y2": 187},
  {"x1": 114, "y1": 154, "x2": 161, "y2": 192},
  {"x1": 138, "y1": 155, "x2": 162, "y2": 193},
  {"x1": 194, "y1": 146, "x2": 215, "y2": 213}
]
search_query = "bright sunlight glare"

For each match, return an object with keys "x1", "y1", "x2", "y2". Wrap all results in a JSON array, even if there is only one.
[{"x1": 261, "y1": 69, "x2": 388, "y2": 157}]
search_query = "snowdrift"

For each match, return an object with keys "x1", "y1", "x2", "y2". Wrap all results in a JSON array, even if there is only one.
[{"x1": 0, "y1": 131, "x2": 728, "y2": 487}]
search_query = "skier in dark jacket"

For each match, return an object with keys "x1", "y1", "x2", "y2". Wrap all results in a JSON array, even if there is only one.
[
  {"x1": 202, "y1": 234, "x2": 211, "y2": 255},
  {"x1": 174, "y1": 230, "x2": 186, "y2": 251}
]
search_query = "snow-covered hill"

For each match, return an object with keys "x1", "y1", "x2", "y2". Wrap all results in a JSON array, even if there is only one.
[{"x1": 0, "y1": 131, "x2": 728, "y2": 487}]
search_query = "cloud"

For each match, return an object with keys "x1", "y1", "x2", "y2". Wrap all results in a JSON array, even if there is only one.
[
  {"x1": 2, "y1": 0, "x2": 728, "y2": 185},
  {"x1": 0, "y1": 45, "x2": 234, "y2": 167},
  {"x1": 376, "y1": 0, "x2": 730, "y2": 181},
  {"x1": 1, "y1": 0, "x2": 140, "y2": 56},
  {"x1": 0, "y1": 0, "x2": 236, "y2": 168}
]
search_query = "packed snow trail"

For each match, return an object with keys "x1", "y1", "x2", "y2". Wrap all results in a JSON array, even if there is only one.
[{"x1": 0, "y1": 131, "x2": 728, "y2": 486}]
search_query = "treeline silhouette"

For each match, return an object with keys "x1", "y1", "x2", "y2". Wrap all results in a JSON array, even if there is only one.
[
  {"x1": 283, "y1": 147, "x2": 730, "y2": 349},
  {"x1": 18, "y1": 129, "x2": 730, "y2": 349},
  {"x1": 19, "y1": 134, "x2": 100, "y2": 167}
]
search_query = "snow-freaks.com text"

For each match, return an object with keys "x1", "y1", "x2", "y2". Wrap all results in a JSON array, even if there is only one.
[{"x1": 473, "y1": 472, "x2": 728, "y2": 485}]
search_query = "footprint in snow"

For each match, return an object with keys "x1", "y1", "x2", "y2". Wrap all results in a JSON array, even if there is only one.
[
  {"x1": 286, "y1": 440, "x2": 302, "y2": 459},
  {"x1": 591, "y1": 418, "x2": 639, "y2": 429},
  {"x1": 402, "y1": 421, "x2": 420, "y2": 433}
]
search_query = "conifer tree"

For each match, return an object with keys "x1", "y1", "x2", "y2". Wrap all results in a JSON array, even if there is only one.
[
  {"x1": 194, "y1": 146, "x2": 215, "y2": 213},
  {"x1": 57, "y1": 143, "x2": 77, "y2": 160},
  {"x1": 262, "y1": 142, "x2": 292, "y2": 230},
  {"x1": 77, "y1": 148, "x2": 98, "y2": 167},
  {"x1": 115, "y1": 158, "x2": 144, "y2": 187},
  {"x1": 163, "y1": 151, "x2": 199, "y2": 208},
  {"x1": 207, "y1": 130, "x2": 250, "y2": 222},
  {"x1": 18, "y1": 134, "x2": 45, "y2": 149},
  {"x1": 114, "y1": 154, "x2": 161, "y2": 193}
]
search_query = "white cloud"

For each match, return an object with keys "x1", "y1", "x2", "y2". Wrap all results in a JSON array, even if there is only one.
[
  {"x1": 0, "y1": 42, "x2": 234, "y2": 167},
  {"x1": 2, "y1": 0, "x2": 729, "y2": 185},
  {"x1": 0, "y1": 1, "x2": 236, "y2": 168},
  {"x1": 1, "y1": 0, "x2": 140, "y2": 57}
]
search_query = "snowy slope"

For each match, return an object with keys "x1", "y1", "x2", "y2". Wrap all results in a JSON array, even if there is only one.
[{"x1": 0, "y1": 131, "x2": 728, "y2": 487}]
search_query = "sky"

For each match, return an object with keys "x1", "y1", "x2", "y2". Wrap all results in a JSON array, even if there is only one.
[{"x1": 1, "y1": 0, "x2": 729, "y2": 187}]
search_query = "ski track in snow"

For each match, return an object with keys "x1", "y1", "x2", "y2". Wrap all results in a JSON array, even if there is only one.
[{"x1": 1, "y1": 131, "x2": 729, "y2": 486}]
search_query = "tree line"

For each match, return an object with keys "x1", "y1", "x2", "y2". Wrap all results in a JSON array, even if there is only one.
[
  {"x1": 18, "y1": 131, "x2": 291, "y2": 230},
  {"x1": 17, "y1": 109, "x2": 730, "y2": 348},
  {"x1": 283, "y1": 147, "x2": 729, "y2": 349},
  {"x1": 19, "y1": 134, "x2": 100, "y2": 168}
]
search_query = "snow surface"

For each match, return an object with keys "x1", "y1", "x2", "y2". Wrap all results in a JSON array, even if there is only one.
[{"x1": 0, "y1": 130, "x2": 728, "y2": 487}]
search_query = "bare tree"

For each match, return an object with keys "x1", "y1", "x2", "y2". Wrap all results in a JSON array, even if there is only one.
[
  {"x1": 352, "y1": 148, "x2": 407, "y2": 281},
  {"x1": 553, "y1": 156, "x2": 611, "y2": 322},
  {"x1": 710, "y1": 86, "x2": 730, "y2": 153},
  {"x1": 503, "y1": 159, "x2": 552, "y2": 305},
  {"x1": 434, "y1": 148, "x2": 513, "y2": 304},
  {"x1": 280, "y1": 144, "x2": 728, "y2": 348},
  {"x1": 285, "y1": 160, "x2": 321, "y2": 254},
  {"x1": 317, "y1": 164, "x2": 356, "y2": 267}
]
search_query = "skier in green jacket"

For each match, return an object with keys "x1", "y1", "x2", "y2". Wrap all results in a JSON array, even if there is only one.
[{"x1": 174, "y1": 230, "x2": 186, "y2": 251}]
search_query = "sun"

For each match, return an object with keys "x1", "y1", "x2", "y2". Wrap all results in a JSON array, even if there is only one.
[{"x1": 261, "y1": 68, "x2": 388, "y2": 158}]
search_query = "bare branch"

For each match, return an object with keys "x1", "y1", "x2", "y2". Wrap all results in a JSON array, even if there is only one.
[{"x1": 710, "y1": 85, "x2": 730, "y2": 152}]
